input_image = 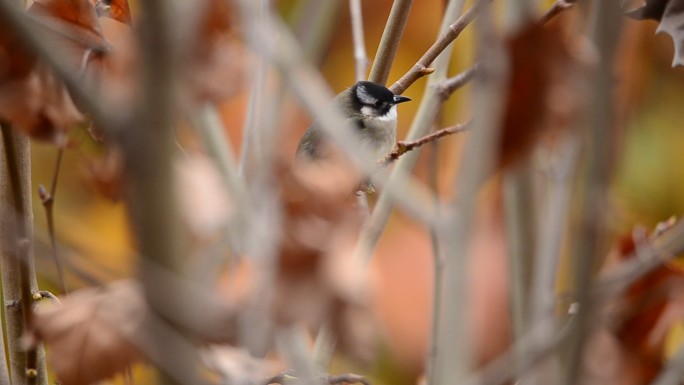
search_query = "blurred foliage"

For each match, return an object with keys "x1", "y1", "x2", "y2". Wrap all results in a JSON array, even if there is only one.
[{"x1": 21, "y1": 1, "x2": 684, "y2": 384}]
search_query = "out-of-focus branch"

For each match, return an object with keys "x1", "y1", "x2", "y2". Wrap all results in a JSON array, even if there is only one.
[
  {"x1": 539, "y1": 0, "x2": 576, "y2": 25},
  {"x1": 0, "y1": 124, "x2": 48, "y2": 385},
  {"x1": 561, "y1": 2, "x2": 622, "y2": 384},
  {"x1": 390, "y1": 0, "x2": 490, "y2": 95},
  {"x1": 349, "y1": 0, "x2": 369, "y2": 82},
  {"x1": 367, "y1": 0, "x2": 413, "y2": 84},
  {"x1": 431, "y1": 7, "x2": 508, "y2": 385},
  {"x1": 122, "y1": 1, "x2": 205, "y2": 384}
]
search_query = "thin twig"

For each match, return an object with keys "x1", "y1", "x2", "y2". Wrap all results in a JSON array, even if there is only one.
[
  {"x1": 382, "y1": 121, "x2": 470, "y2": 164},
  {"x1": 431, "y1": 0, "x2": 575, "y2": 99},
  {"x1": 36, "y1": 291, "x2": 61, "y2": 305},
  {"x1": 390, "y1": 0, "x2": 491, "y2": 94},
  {"x1": 38, "y1": 147, "x2": 68, "y2": 294},
  {"x1": 434, "y1": 64, "x2": 479, "y2": 100},
  {"x1": 367, "y1": 0, "x2": 413, "y2": 84},
  {"x1": 431, "y1": 7, "x2": 508, "y2": 385},
  {"x1": 264, "y1": 370, "x2": 370, "y2": 385},
  {"x1": 539, "y1": 0, "x2": 576, "y2": 25}
]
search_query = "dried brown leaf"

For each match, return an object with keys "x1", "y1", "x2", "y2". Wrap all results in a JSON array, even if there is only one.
[
  {"x1": 263, "y1": 159, "x2": 375, "y2": 361},
  {"x1": 33, "y1": 280, "x2": 146, "y2": 385},
  {"x1": 499, "y1": 21, "x2": 579, "y2": 168},
  {"x1": 587, "y1": 220, "x2": 684, "y2": 383},
  {"x1": 626, "y1": 0, "x2": 684, "y2": 66},
  {"x1": 93, "y1": 0, "x2": 132, "y2": 25},
  {"x1": 187, "y1": 0, "x2": 246, "y2": 103},
  {"x1": 0, "y1": 64, "x2": 83, "y2": 143},
  {"x1": 30, "y1": 0, "x2": 110, "y2": 54}
]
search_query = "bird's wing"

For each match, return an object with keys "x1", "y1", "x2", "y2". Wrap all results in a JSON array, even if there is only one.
[{"x1": 295, "y1": 124, "x2": 323, "y2": 159}]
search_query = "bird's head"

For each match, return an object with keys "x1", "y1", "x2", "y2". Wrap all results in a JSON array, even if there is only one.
[{"x1": 352, "y1": 81, "x2": 411, "y2": 119}]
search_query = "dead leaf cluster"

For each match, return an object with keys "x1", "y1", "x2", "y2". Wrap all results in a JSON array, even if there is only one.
[
  {"x1": 272, "y1": 158, "x2": 376, "y2": 362},
  {"x1": 498, "y1": 19, "x2": 584, "y2": 169},
  {"x1": 0, "y1": 0, "x2": 246, "y2": 145},
  {"x1": 583, "y1": 219, "x2": 684, "y2": 384}
]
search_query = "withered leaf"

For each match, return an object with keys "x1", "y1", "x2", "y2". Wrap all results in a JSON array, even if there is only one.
[
  {"x1": 30, "y1": 0, "x2": 110, "y2": 54},
  {"x1": 94, "y1": 0, "x2": 131, "y2": 25},
  {"x1": 187, "y1": 0, "x2": 246, "y2": 103},
  {"x1": 33, "y1": 280, "x2": 146, "y2": 385},
  {"x1": 0, "y1": 0, "x2": 108, "y2": 142},
  {"x1": 626, "y1": 0, "x2": 684, "y2": 66},
  {"x1": 499, "y1": 21, "x2": 577, "y2": 169},
  {"x1": 591, "y1": 221, "x2": 684, "y2": 383},
  {"x1": 0, "y1": 64, "x2": 83, "y2": 143},
  {"x1": 270, "y1": 159, "x2": 375, "y2": 362}
]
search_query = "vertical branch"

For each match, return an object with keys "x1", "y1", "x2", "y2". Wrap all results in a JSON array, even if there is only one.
[
  {"x1": 349, "y1": 0, "x2": 369, "y2": 82},
  {"x1": 121, "y1": 1, "x2": 200, "y2": 384},
  {"x1": 367, "y1": 0, "x2": 413, "y2": 84},
  {"x1": 562, "y1": 2, "x2": 622, "y2": 384},
  {"x1": 425, "y1": 136, "x2": 443, "y2": 385},
  {"x1": 523, "y1": 135, "x2": 579, "y2": 385},
  {"x1": 431, "y1": 6, "x2": 508, "y2": 385},
  {"x1": 291, "y1": 0, "x2": 343, "y2": 62},
  {"x1": 502, "y1": 162, "x2": 536, "y2": 374},
  {"x1": 0, "y1": 124, "x2": 48, "y2": 385}
]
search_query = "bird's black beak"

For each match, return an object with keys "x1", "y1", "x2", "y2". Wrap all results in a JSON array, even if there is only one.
[{"x1": 393, "y1": 95, "x2": 412, "y2": 104}]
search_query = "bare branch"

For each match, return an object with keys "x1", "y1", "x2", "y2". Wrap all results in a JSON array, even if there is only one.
[
  {"x1": 367, "y1": 0, "x2": 413, "y2": 84},
  {"x1": 434, "y1": 64, "x2": 479, "y2": 100},
  {"x1": 390, "y1": 0, "x2": 491, "y2": 94},
  {"x1": 349, "y1": 0, "x2": 369, "y2": 82},
  {"x1": 382, "y1": 121, "x2": 470, "y2": 164},
  {"x1": 539, "y1": 0, "x2": 576, "y2": 25}
]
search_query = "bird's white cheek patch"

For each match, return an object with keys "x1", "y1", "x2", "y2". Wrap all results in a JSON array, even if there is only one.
[
  {"x1": 377, "y1": 105, "x2": 397, "y2": 121},
  {"x1": 361, "y1": 105, "x2": 398, "y2": 121}
]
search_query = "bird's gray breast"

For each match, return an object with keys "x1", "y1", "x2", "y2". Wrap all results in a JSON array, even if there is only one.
[{"x1": 357, "y1": 106, "x2": 397, "y2": 160}]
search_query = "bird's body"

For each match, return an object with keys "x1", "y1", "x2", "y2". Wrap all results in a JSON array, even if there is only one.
[{"x1": 296, "y1": 81, "x2": 410, "y2": 164}]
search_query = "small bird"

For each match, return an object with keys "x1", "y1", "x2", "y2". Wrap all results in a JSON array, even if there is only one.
[{"x1": 296, "y1": 81, "x2": 411, "y2": 166}]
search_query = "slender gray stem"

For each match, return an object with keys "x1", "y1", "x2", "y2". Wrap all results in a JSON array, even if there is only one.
[
  {"x1": 125, "y1": 1, "x2": 203, "y2": 384},
  {"x1": 562, "y1": 2, "x2": 622, "y2": 384},
  {"x1": 431, "y1": 7, "x2": 508, "y2": 385}
]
